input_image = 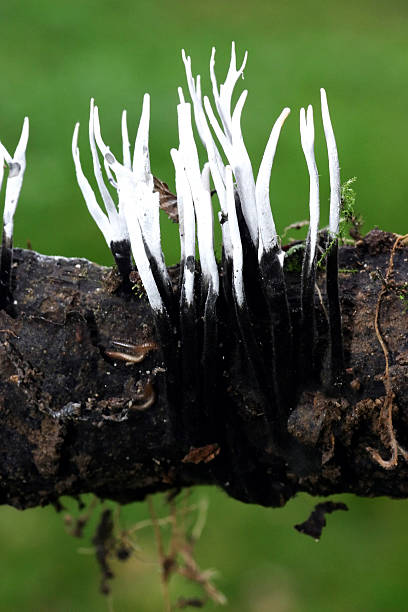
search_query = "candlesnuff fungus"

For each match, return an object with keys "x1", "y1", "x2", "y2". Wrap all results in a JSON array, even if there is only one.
[
  {"x1": 9, "y1": 43, "x2": 403, "y2": 510},
  {"x1": 70, "y1": 43, "x2": 347, "y2": 499},
  {"x1": 0, "y1": 117, "x2": 29, "y2": 311}
]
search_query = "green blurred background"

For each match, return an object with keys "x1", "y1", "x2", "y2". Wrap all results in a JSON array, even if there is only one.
[{"x1": 1, "y1": 0, "x2": 408, "y2": 610}]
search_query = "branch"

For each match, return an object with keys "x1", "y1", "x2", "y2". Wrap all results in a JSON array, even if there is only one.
[
  {"x1": 1, "y1": 44, "x2": 407, "y2": 511},
  {"x1": 1, "y1": 230, "x2": 408, "y2": 510}
]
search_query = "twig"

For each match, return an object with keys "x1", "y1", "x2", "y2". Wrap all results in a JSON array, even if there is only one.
[
  {"x1": 148, "y1": 496, "x2": 171, "y2": 612},
  {"x1": 367, "y1": 233, "x2": 408, "y2": 468}
]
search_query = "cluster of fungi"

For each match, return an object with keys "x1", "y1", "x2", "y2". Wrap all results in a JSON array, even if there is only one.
[{"x1": 1, "y1": 45, "x2": 406, "y2": 510}]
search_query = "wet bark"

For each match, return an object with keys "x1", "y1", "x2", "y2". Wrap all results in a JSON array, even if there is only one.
[{"x1": 1, "y1": 230, "x2": 408, "y2": 510}]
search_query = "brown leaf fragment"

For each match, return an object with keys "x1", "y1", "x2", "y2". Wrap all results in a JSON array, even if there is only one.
[
  {"x1": 154, "y1": 175, "x2": 178, "y2": 223},
  {"x1": 294, "y1": 501, "x2": 348, "y2": 541},
  {"x1": 182, "y1": 443, "x2": 220, "y2": 465}
]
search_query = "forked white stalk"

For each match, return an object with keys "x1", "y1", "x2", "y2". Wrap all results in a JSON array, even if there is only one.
[
  {"x1": 92, "y1": 99, "x2": 169, "y2": 286},
  {"x1": 209, "y1": 42, "x2": 248, "y2": 140},
  {"x1": 1, "y1": 117, "x2": 29, "y2": 241},
  {"x1": 300, "y1": 105, "x2": 320, "y2": 269},
  {"x1": 73, "y1": 95, "x2": 170, "y2": 311},
  {"x1": 320, "y1": 88, "x2": 341, "y2": 237},
  {"x1": 202, "y1": 44, "x2": 289, "y2": 254},
  {"x1": 180, "y1": 54, "x2": 232, "y2": 258},
  {"x1": 88, "y1": 98, "x2": 121, "y2": 228},
  {"x1": 72, "y1": 123, "x2": 115, "y2": 246},
  {"x1": 204, "y1": 87, "x2": 259, "y2": 247},
  {"x1": 204, "y1": 44, "x2": 259, "y2": 246},
  {"x1": 70, "y1": 47, "x2": 345, "y2": 323}
]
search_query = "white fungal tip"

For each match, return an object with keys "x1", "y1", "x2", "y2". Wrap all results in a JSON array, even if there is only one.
[
  {"x1": 282, "y1": 107, "x2": 291, "y2": 120},
  {"x1": 72, "y1": 122, "x2": 80, "y2": 153},
  {"x1": 320, "y1": 87, "x2": 341, "y2": 237},
  {"x1": 2, "y1": 116, "x2": 30, "y2": 237},
  {"x1": 178, "y1": 87, "x2": 185, "y2": 104},
  {"x1": 0, "y1": 142, "x2": 12, "y2": 165},
  {"x1": 16, "y1": 117, "x2": 29, "y2": 156}
]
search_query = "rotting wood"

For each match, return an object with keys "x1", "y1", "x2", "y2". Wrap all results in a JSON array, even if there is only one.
[{"x1": 1, "y1": 230, "x2": 408, "y2": 511}]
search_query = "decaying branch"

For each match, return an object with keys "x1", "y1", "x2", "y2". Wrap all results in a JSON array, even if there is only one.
[
  {"x1": 1, "y1": 230, "x2": 408, "y2": 510},
  {"x1": 1, "y1": 44, "x2": 408, "y2": 512}
]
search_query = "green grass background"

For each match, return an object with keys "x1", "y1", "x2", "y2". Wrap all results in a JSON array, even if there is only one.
[{"x1": 1, "y1": 0, "x2": 408, "y2": 610}]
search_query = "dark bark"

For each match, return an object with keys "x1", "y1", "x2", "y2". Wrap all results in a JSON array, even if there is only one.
[{"x1": 1, "y1": 230, "x2": 408, "y2": 510}]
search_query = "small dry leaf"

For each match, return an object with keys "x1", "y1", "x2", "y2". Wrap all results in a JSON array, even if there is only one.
[
  {"x1": 154, "y1": 176, "x2": 178, "y2": 223},
  {"x1": 182, "y1": 444, "x2": 220, "y2": 465}
]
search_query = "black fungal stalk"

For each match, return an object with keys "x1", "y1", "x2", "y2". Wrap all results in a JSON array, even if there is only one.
[
  {"x1": 109, "y1": 238, "x2": 132, "y2": 290},
  {"x1": 326, "y1": 239, "x2": 344, "y2": 382},
  {"x1": 0, "y1": 229, "x2": 13, "y2": 311},
  {"x1": 298, "y1": 104, "x2": 320, "y2": 385},
  {"x1": 0, "y1": 43, "x2": 350, "y2": 500},
  {"x1": 3, "y1": 45, "x2": 408, "y2": 526},
  {"x1": 258, "y1": 246, "x2": 294, "y2": 419},
  {"x1": 300, "y1": 235, "x2": 318, "y2": 383},
  {"x1": 320, "y1": 87, "x2": 345, "y2": 386},
  {"x1": 0, "y1": 118, "x2": 29, "y2": 311}
]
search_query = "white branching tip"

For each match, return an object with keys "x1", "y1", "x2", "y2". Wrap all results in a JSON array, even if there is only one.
[
  {"x1": 300, "y1": 105, "x2": 319, "y2": 269},
  {"x1": 88, "y1": 99, "x2": 121, "y2": 228},
  {"x1": 211, "y1": 42, "x2": 248, "y2": 139},
  {"x1": 89, "y1": 95, "x2": 168, "y2": 310},
  {"x1": 72, "y1": 122, "x2": 112, "y2": 245},
  {"x1": 75, "y1": 95, "x2": 165, "y2": 293},
  {"x1": 181, "y1": 49, "x2": 232, "y2": 259},
  {"x1": 93, "y1": 96, "x2": 167, "y2": 294},
  {"x1": 225, "y1": 165, "x2": 244, "y2": 306},
  {"x1": 2, "y1": 117, "x2": 29, "y2": 241},
  {"x1": 0, "y1": 142, "x2": 12, "y2": 166},
  {"x1": 320, "y1": 88, "x2": 341, "y2": 237},
  {"x1": 204, "y1": 45, "x2": 259, "y2": 247},
  {"x1": 256, "y1": 107, "x2": 290, "y2": 259},
  {"x1": 204, "y1": 91, "x2": 259, "y2": 247},
  {"x1": 181, "y1": 50, "x2": 205, "y2": 146},
  {"x1": 186, "y1": 43, "x2": 291, "y2": 257}
]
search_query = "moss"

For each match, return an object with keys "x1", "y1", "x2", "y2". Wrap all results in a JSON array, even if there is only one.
[
  {"x1": 317, "y1": 177, "x2": 363, "y2": 271},
  {"x1": 338, "y1": 268, "x2": 359, "y2": 275},
  {"x1": 132, "y1": 280, "x2": 146, "y2": 299},
  {"x1": 397, "y1": 282, "x2": 408, "y2": 311},
  {"x1": 340, "y1": 177, "x2": 363, "y2": 241},
  {"x1": 284, "y1": 243, "x2": 305, "y2": 273}
]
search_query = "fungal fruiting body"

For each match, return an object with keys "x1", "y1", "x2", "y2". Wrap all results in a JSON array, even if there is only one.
[
  {"x1": 321, "y1": 87, "x2": 344, "y2": 379},
  {"x1": 0, "y1": 45, "x2": 348, "y2": 503},
  {"x1": 67, "y1": 43, "x2": 345, "y2": 467},
  {"x1": 0, "y1": 118, "x2": 29, "y2": 311}
]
